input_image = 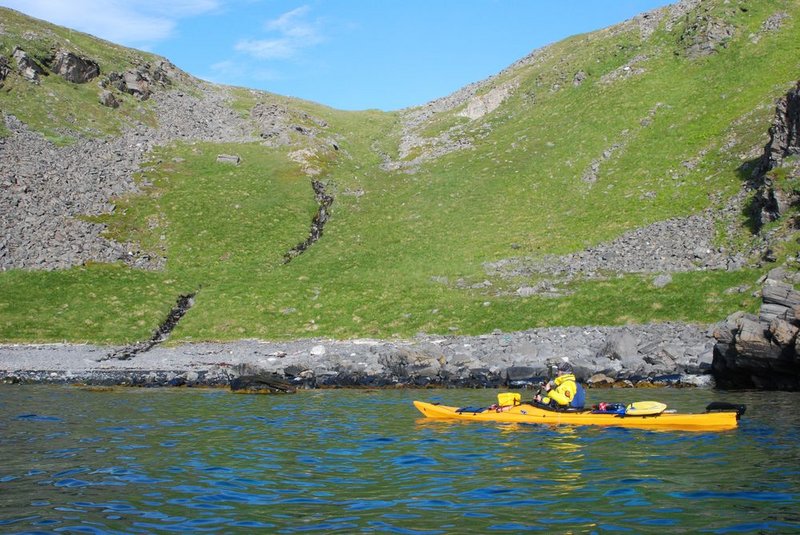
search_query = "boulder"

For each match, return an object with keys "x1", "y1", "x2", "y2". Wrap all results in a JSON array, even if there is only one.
[
  {"x1": 12, "y1": 46, "x2": 46, "y2": 83},
  {"x1": 230, "y1": 373, "x2": 295, "y2": 394},
  {"x1": 653, "y1": 273, "x2": 672, "y2": 288},
  {"x1": 105, "y1": 65, "x2": 168, "y2": 100},
  {"x1": 505, "y1": 366, "x2": 544, "y2": 387},
  {"x1": 762, "y1": 282, "x2": 800, "y2": 308},
  {"x1": 50, "y1": 49, "x2": 99, "y2": 83},
  {"x1": 216, "y1": 154, "x2": 240, "y2": 165},
  {"x1": 99, "y1": 90, "x2": 119, "y2": 108},
  {"x1": 770, "y1": 318, "x2": 799, "y2": 347},
  {"x1": 586, "y1": 373, "x2": 615, "y2": 387},
  {"x1": 597, "y1": 331, "x2": 639, "y2": 364}
]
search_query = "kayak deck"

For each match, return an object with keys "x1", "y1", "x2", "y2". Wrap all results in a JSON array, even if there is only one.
[{"x1": 413, "y1": 400, "x2": 741, "y2": 431}]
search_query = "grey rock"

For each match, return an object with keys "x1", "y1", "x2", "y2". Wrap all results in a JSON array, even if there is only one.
[
  {"x1": 681, "y1": 15, "x2": 735, "y2": 58},
  {"x1": 216, "y1": 154, "x2": 240, "y2": 165},
  {"x1": 597, "y1": 331, "x2": 638, "y2": 361},
  {"x1": 759, "y1": 303, "x2": 792, "y2": 323},
  {"x1": 50, "y1": 49, "x2": 99, "y2": 83},
  {"x1": 762, "y1": 281, "x2": 800, "y2": 308},
  {"x1": 751, "y1": 80, "x2": 800, "y2": 228},
  {"x1": 714, "y1": 271, "x2": 800, "y2": 390},
  {"x1": 12, "y1": 46, "x2": 46, "y2": 83},
  {"x1": 0, "y1": 56, "x2": 9, "y2": 84},
  {"x1": 653, "y1": 273, "x2": 672, "y2": 288},
  {"x1": 99, "y1": 90, "x2": 119, "y2": 108},
  {"x1": 1, "y1": 322, "x2": 720, "y2": 388}
]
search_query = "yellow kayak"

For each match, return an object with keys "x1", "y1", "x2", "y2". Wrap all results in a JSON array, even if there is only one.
[{"x1": 413, "y1": 400, "x2": 744, "y2": 432}]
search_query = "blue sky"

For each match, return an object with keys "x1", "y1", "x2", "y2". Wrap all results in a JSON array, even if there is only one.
[{"x1": 1, "y1": 0, "x2": 673, "y2": 111}]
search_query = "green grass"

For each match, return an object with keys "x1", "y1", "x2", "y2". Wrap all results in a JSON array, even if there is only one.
[
  {"x1": 0, "y1": 264, "x2": 190, "y2": 343},
  {"x1": 0, "y1": 1, "x2": 796, "y2": 343}
]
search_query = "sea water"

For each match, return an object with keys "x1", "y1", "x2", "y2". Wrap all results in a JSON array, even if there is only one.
[{"x1": 1, "y1": 386, "x2": 798, "y2": 534}]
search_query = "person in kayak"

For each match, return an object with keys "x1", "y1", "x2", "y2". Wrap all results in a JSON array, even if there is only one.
[{"x1": 534, "y1": 360, "x2": 586, "y2": 409}]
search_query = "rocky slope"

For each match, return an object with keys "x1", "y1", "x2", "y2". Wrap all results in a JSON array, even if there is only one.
[
  {"x1": 0, "y1": 0, "x2": 780, "y2": 278},
  {"x1": 2, "y1": 2, "x2": 800, "y2": 388},
  {"x1": 1, "y1": 70, "x2": 271, "y2": 270}
]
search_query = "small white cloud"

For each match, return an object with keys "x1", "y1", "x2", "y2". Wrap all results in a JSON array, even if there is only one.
[
  {"x1": 266, "y1": 6, "x2": 316, "y2": 39},
  {"x1": 235, "y1": 38, "x2": 297, "y2": 60},
  {"x1": 235, "y1": 5, "x2": 323, "y2": 61}
]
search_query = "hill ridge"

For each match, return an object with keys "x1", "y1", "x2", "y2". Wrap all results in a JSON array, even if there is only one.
[{"x1": 2, "y1": 0, "x2": 800, "y2": 344}]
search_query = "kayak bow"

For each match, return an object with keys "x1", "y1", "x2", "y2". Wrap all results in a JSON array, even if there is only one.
[{"x1": 413, "y1": 400, "x2": 743, "y2": 431}]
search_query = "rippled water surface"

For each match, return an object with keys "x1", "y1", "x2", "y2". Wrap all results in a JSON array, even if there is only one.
[{"x1": 1, "y1": 386, "x2": 799, "y2": 533}]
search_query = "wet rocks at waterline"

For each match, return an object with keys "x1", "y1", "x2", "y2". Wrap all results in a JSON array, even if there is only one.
[
  {"x1": 712, "y1": 268, "x2": 800, "y2": 391},
  {"x1": 1, "y1": 323, "x2": 717, "y2": 389}
]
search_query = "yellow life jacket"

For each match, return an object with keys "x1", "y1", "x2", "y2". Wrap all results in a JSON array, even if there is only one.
[{"x1": 542, "y1": 373, "x2": 578, "y2": 407}]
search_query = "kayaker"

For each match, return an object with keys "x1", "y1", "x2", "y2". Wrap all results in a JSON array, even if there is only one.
[{"x1": 534, "y1": 360, "x2": 586, "y2": 409}]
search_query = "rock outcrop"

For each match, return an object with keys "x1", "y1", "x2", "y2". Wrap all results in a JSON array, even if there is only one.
[
  {"x1": 761, "y1": 80, "x2": 800, "y2": 171},
  {"x1": 712, "y1": 267, "x2": 800, "y2": 390},
  {"x1": 102, "y1": 60, "x2": 177, "y2": 101},
  {"x1": 680, "y1": 15, "x2": 735, "y2": 58},
  {"x1": 49, "y1": 49, "x2": 99, "y2": 83},
  {"x1": 712, "y1": 82, "x2": 800, "y2": 390},
  {"x1": 12, "y1": 46, "x2": 46, "y2": 83},
  {"x1": 751, "y1": 81, "x2": 800, "y2": 228}
]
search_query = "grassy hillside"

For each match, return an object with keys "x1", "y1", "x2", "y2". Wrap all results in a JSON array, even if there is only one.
[{"x1": 2, "y1": 1, "x2": 799, "y2": 344}]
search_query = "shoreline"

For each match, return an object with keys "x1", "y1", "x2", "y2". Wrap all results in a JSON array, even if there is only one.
[{"x1": 0, "y1": 322, "x2": 718, "y2": 389}]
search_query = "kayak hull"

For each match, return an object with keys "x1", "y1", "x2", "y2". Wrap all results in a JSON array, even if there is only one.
[{"x1": 413, "y1": 401, "x2": 740, "y2": 431}]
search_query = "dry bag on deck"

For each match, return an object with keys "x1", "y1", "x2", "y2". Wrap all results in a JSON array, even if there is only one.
[{"x1": 497, "y1": 392, "x2": 521, "y2": 406}]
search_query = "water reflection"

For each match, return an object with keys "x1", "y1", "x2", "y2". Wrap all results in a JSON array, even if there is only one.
[{"x1": 0, "y1": 386, "x2": 798, "y2": 533}]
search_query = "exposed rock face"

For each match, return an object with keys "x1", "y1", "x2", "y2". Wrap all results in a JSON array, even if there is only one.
[
  {"x1": 679, "y1": 14, "x2": 735, "y2": 58},
  {"x1": 711, "y1": 82, "x2": 800, "y2": 390},
  {"x1": 761, "y1": 81, "x2": 800, "y2": 172},
  {"x1": 752, "y1": 81, "x2": 800, "y2": 228},
  {"x1": 457, "y1": 80, "x2": 518, "y2": 120},
  {"x1": 712, "y1": 268, "x2": 800, "y2": 390},
  {"x1": 12, "y1": 46, "x2": 46, "y2": 83},
  {"x1": 102, "y1": 60, "x2": 179, "y2": 101},
  {"x1": 49, "y1": 49, "x2": 99, "y2": 83},
  {"x1": 251, "y1": 102, "x2": 328, "y2": 146},
  {"x1": 0, "y1": 56, "x2": 9, "y2": 85}
]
